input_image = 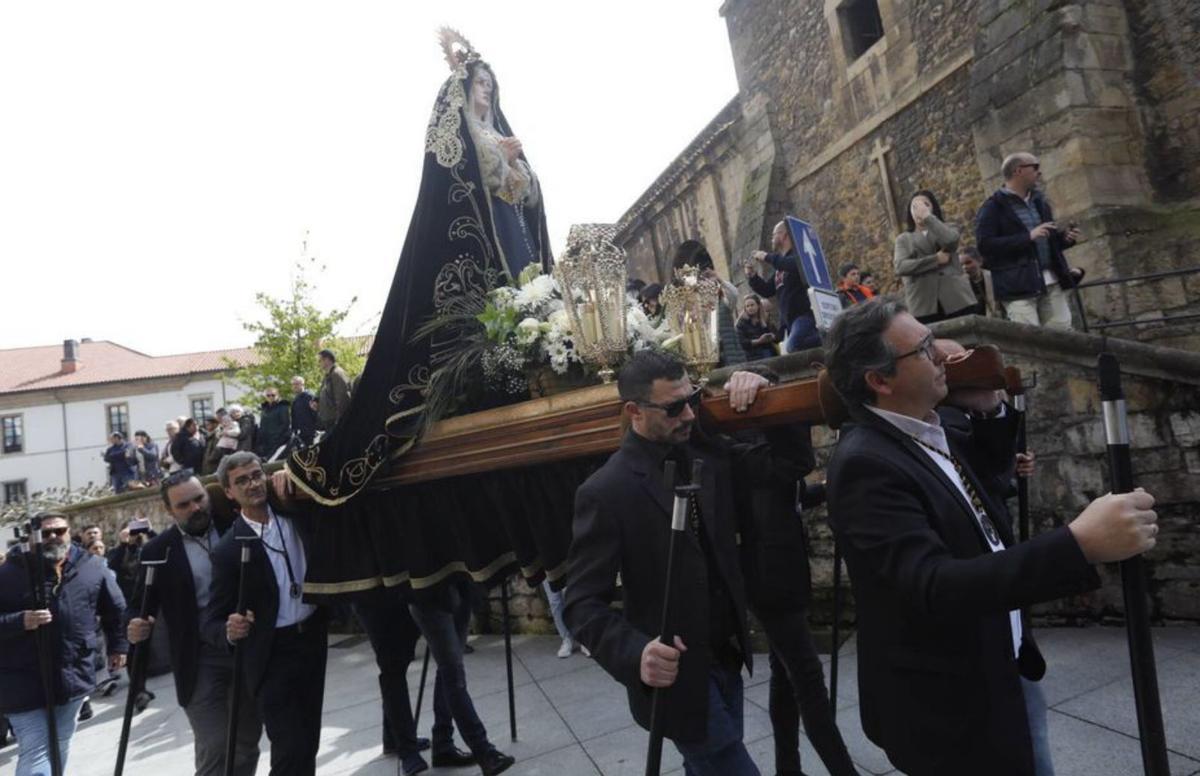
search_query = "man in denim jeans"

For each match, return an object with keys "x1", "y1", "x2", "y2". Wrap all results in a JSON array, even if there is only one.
[
  {"x1": 746, "y1": 221, "x2": 820, "y2": 354},
  {"x1": 0, "y1": 512, "x2": 128, "y2": 776},
  {"x1": 408, "y1": 574, "x2": 516, "y2": 775},
  {"x1": 566, "y1": 350, "x2": 778, "y2": 775}
]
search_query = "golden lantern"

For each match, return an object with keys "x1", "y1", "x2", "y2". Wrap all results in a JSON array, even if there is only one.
[{"x1": 554, "y1": 225, "x2": 628, "y2": 383}]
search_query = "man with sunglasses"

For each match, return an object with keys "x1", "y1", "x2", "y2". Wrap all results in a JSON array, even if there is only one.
[
  {"x1": 125, "y1": 469, "x2": 262, "y2": 775},
  {"x1": 824, "y1": 299, "x2": 1158, "y2": 775},
  {"x1": 0, "y1": 512, "x2": 128, "y2": 774},
  {"x1": 205, "y1": 451, "x2": 327, "y2": 776},
  {"x1": 565, "y1": 350, "x2": 787, "y2": 775},
  {"x1": 976, "y1": 152, "x2": 1084, "y2": 329}
]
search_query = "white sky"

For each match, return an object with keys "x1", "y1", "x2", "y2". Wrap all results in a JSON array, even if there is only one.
[{"x1": 0, "y1": 1, "x2": 737, "y2": 356}]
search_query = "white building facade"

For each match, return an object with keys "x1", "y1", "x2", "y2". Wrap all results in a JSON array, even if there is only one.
[{"x1": 0, "y1": 340, "x2": 254, "y2": 502}]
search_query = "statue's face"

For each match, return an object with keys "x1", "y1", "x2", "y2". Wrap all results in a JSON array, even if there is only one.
[{"x1": 471, "y1": 68, "x2": 494, "y2": 118}]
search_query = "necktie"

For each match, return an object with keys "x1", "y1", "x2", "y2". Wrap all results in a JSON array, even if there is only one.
[{"x1": 909, "y1": 436, "x2": 1002, "y2": 546}]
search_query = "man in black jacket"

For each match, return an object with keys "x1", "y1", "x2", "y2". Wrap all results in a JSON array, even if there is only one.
[
  {"x1": 290, "y1": 376, "x2": 318, "y2": 446},
  {"x1": 206, "y1": 452, "x2": 327, "y2": 776},
  {"x1": 256, "y1": 388, "x2": 291, "y2": 460},
  {"x1": 126, "y1": 471, "x2": 262, "y2": 775},
  {"x1": 746, "y1": 220, "x2": 818, "y2": 353},
  {"x1": 564, "y1": 350, "x2": 769, "y2": 775},
  {"x1": 736, "y1": 423, "x2": 859, "y2": 776},
  {"x1": 0, "y1": 512, "x2": 127, "y2": 774},
  {"x1": 824, "y1": 299, "x2": 1159, "y2": 775},
  {"x1": 975, "y1": 152, "x2": 1083, "y2": 329}
]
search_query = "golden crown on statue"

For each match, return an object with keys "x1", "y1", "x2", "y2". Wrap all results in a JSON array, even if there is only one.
[
  {"x1": 661, "y1": 265, "x2": 722, "y2": 382},
  {"x1": 555, "y1": 225, "x2": 628, "y2": 384}
]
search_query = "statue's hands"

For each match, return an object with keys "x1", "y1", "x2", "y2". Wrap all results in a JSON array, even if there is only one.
[{"x1": 499, "y1": 137, "x2": 523, "y2": 163}]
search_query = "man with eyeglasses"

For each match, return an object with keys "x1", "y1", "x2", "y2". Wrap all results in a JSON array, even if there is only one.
[
  {"x1": 125, "y1": 469, "x2": 262, "y2": 775},
  {"x1": 565, "y1": 349, "x2": 788, "y2": 775},
  {"x1": 0, "y1": 512, "x2": 128, "y2": 774},
  {"x1": 976, "y1": 152, "x2": 1084, "y2": 329},
  {"x1": 823, "y1": 299, "x2": 1159, "y2": 775},
  {"x1": 205, "y1": 451, "x2": 327, "y2": 776}
]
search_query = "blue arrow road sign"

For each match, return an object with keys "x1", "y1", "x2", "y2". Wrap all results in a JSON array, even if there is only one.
[{"x1": 785, "y1": 217, "x2": 833, "y2": 292}]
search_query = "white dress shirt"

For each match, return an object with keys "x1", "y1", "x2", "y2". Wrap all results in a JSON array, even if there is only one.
[
  {"x1": 241, "y1": 507, "x2": 315, "y2": 628},
  {"x1": 866, "y1": 405, "x2": 1023, "y2": 656}
]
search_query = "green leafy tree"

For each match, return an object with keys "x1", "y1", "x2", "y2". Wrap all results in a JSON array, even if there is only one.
[{"x1": 229, "y1": 257, "x2": 366, "y2": 405}]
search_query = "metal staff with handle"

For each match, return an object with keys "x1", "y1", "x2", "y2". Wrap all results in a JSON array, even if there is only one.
[
  {"x1": 500, "y1": 579, "x2": 517, "y2": 742},
  {"x1": 25, "y1": 514, "x2": 63, "y2": 776},
  {"x1": 412, "y1": 644, "x2": 431, "y2": 729},
  {"x1": 644, "y1": 458, "x2": 701, "y2": 776},
  {"x1": 1006, "y1": 366, "x2": 1032, "y2": 543},
  {"x1": 1098, "y1": 353, "x2": 1170, "y2": 776},
  {"x1": 224, "y1": 536, "x2": 258, "y2": 776},
  {"x1": 829, "y1": 538, "x2": 842, "y2": 718},
  {"x1": 114, "y1": 552, "x2": 170, "y2": 776}
]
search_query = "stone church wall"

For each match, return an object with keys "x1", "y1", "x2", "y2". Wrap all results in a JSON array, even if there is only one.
[{"x1": 1124, "y1": 0, "x2": 1200, "y2": 201}]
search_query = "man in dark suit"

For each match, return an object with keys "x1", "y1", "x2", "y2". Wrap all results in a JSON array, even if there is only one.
[
  {"x1": 736, "y1": 424, "x2": 859, "y2": 776},
  {"x1": 564, "y1": 350, "x2": 771, "y2": 775},
  {"x1": 126, "y1": 470, "x2": 261, "y2": 775},
  {"x1": 823, "y1": 298, "x2": 1159, "y2": 775},
  {"x1": 206, "y1": 452, "x2": 327, "y2": 776}
]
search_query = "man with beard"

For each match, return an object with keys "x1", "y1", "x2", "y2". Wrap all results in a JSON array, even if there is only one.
[
  {"x1": 0, "y1": 512, "x2": 128, "y2": 774},
  {"x1": 565, "y1": 350, "x2": 780, "y2": 775},
  {"x1": 207, "y1": 452, "x2": 327, "y2": 776},
  {"x1": 126, "y1": 469, "x2": 262, "y2": 775}
]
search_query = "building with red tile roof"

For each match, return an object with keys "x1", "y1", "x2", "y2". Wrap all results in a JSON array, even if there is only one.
[{"x1": 0, "y1": 339, "x2": 258, "y2": 502}]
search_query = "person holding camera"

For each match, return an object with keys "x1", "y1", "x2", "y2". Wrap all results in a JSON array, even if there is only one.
[{"x1": 975, "y1": 152, "x2": 1083, "y2": 330}]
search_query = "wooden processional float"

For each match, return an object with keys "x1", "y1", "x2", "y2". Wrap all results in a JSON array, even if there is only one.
[{"x1": 364, "y1": 344, "x2": 1021, "y2": 488}]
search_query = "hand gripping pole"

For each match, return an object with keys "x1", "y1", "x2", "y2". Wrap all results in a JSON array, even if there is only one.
[
  {"x1": 645, "y1": 458, "x2": 702, "y2": 776},
  {"x1": 1099, "y1": 353, "x2": 1169, "y2": 776}
]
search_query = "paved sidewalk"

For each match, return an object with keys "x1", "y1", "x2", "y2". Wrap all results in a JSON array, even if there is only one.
[{"x1": 5, "y1": 627, "x2": 1198, "y2": 775}]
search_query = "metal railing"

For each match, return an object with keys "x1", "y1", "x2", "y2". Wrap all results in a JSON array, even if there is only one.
[{"x1": 1072, "y1": 266, "x2": 1200, "y2": 333}]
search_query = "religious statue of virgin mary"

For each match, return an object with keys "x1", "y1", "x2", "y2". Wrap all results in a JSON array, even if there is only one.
[{"x1": 288, "y1": 28, "x2": 553, "y2": 505}]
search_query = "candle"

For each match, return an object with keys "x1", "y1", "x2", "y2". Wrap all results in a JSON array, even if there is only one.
[{"x1": 580, "y1": 302, "x2": 598, "y2": 345}]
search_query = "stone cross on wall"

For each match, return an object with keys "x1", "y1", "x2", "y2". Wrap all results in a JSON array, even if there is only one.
[{"x1": 869, "y1": 137, "x2": 900, "y2": 234}]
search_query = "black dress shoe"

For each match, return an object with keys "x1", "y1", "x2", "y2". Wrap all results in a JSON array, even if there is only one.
[
  {"x1": 77, "y1": 700, "x2": 94, "y2": 722},
  {"x1": 431, "y1": 746, "x2": 476, "y2": 767},
  {"x1": 477, "y1": 748, "x2": 515, "y2": 775},
  {"x1": 401, "y1": 753, "x2": 428, "y2": 775},
  {"x1": 416, "y1": 737, "x2": 430, "y2": 752}
]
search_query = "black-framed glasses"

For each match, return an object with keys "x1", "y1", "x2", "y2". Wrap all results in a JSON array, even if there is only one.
[
  {"x1": 1018, "y1": 163, "x2": 1040, "y2": 171},
  {"x1": 637, "y1": 386, "x2": 703, "y2": 418},
  {"x1": 895, "y1": 333, "x2": 939, "y2": 363},
  {"x1": 231, "y1": 469, "x2": 266, "y2": 488}
]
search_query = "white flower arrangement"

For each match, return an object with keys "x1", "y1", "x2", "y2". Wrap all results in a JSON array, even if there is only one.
[{"x1": 477, "y1": 269, "x2": 671, "y2": 386}]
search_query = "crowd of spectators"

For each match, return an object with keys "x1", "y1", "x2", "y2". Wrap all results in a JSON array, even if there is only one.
[
  {"x1": 626, "y1": 149, "x2": 1088, "y2": 369},
  {"x1": 100, "y1": 364, "x2": 337, "y2": 497}
]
